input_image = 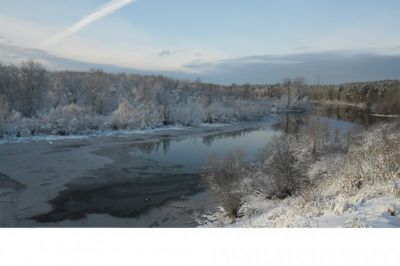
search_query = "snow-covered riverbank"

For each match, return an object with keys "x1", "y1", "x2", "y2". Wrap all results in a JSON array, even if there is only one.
[
  {"x1": 0, "y1": 122, "x2": 251, "y2": 145},
  {"x1": 202, "y1": 184, "x2": 400, "y2": 228},
  {"x1": 201, "y1": 121, "x2": 400, "y2": 228}
]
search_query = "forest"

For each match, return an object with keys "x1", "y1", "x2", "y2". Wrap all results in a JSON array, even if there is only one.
[
  {"x1": 307, "y1": 80, "x2": 400, "y2": 115},
  {"x1": 0, "y1": 61, "x2": 308, "y2": 138},
  {"x1": 3, "y1": 61, "x2": 399, "y2": 140}
]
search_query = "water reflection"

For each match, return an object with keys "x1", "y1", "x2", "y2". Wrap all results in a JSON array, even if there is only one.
[
  {"x1": 312, "y1": 103, "x2": 396, "y2": 126},
  {"x1": 202, "y1": 127, "x2": 261, "y2": 146},
  {"x1": 272, "y1": 113, "x2": 306, "y2": 135},
  {"x1": 29, "y1": 122, "x2": 280, "y2": 225},
  {"x1": 119, "y1": 103, "x2": 384, "y2": 159},
  {"x1": 26, "y1": 104, "x2": 388, "y2": 226},
  {"x1": 128, "y1": 137, "x2": 172, "y2": 155}
]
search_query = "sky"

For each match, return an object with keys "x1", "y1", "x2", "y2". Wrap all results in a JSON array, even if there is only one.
[{"x1": 0, "y1": 0, "x2": 400, "y2": 84}]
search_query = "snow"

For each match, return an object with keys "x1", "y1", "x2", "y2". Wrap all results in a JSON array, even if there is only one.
[
  {"x1": 0, "y1": 134, "x2": 90, "y2": 145},
  {"x1": 198, "y1": 122, "x2": 234, "y2": 128},
  {"x1": 310, "y1": 100, "x2": 366, "y2": 108},
  {"x1": 202, "y1": 192, "x2": 400, "y2": 228},
  {"x1": 370, "y1": 114, "x2": 400, "y2": 118},
  {"x1": 201, "y1": 122, "x2": 400, "y2": 228}
]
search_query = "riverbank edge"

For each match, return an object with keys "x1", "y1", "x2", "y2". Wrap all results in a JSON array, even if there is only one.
[{"x1": 0, "y1": 117, "x2": 279, "y2": 145}]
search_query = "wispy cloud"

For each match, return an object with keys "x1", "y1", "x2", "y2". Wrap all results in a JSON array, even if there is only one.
[{"x1": 41, "y1": 0, "x2": 135, "y2": 47}]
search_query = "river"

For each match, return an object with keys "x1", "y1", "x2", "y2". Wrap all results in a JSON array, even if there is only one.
[{"x1": 0, "y1": 109, "x2": 376, "y2": 227}]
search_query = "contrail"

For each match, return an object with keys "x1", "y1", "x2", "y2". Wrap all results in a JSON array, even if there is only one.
[{"x1": 42, "y1": 0, "x2": 135, "y2": 47}]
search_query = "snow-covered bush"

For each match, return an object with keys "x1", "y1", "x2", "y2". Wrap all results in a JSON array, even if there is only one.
[
  {"x1": 202, "y1": 99, "x2": 270, "y2": 124},
  {"x1": 226, "y1": 99, "x2": 267, "y2": 122},
  {"x1": 1, "y1": 110, "x2": 22, "y2": 136},
  {"x1": 207, "y1": 101, "x2": 234, "y2": 123},
  {"x1": 259, "y1": 135, "x2": 311, "y2": 198},
  {"x1": 171, "y1": 100, "x2": 204, "y2": 126},
  {"x1": 110, "y1": 100, "x2": 138, "y2": 129},
  {"x1": 338, "y1": 124, "x2": 400, "y2": 194},
  {"x1": 39, "y1": 104, "x2": 96, "y2": 135},
  {"x1": 294, "y1": 122, "x2": 400, "y2": 213},
  {"x1": 203, "y1": 150, "x2": 248, "y2": 218},
  {"x1": 136, "y1": 102, "x2": 162, "y2": 129}
]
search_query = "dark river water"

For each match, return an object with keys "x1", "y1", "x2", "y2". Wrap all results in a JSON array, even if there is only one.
[{"x1": 0, "y1": 108, "x2": 382, "y2": 227}]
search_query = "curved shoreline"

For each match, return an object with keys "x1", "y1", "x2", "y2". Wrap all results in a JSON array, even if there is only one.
[{"x1": 0, "y1": 119, "x2": 275, "y2": 145}]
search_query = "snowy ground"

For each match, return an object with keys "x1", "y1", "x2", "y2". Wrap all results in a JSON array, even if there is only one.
[
  {"x1": 201, "y1": 187, "x2": 400, "y2": 228},
  {"x1": 201, "y1": 123, "x2": 400, "y2": 228},
  {"x1": 200, "y1": 151, "x2": 400, "y2": 228}
]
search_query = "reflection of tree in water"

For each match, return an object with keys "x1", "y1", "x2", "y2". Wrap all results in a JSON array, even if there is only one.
[
  {"x1": 272, "y1": 113, "x2": 306, "y2": 135},
  {"x1": 130, "y1": 137, "x2": 173, "y2": 155},
  {"x1": 275, "y1": 104, "x2": 395, "y2": 136},
  {"x1": 202, "y1": 128, "x2": 259, "y2": 146},
  {"x1": 131, "y1": 141, "x2": 161, "y2": 154},
  {"x1": 312, "y1": 104, "x2": 394, "y2": 126},
  {"x1": 161, "y1": 138, "x2": 171, "y2": 155},
  {"x1": 273, "y1": 112, "x2": 341, "y2": 145}
]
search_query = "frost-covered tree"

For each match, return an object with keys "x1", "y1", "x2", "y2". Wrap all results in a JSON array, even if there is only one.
[
  {"x1": 40, "y1": 104, "x2": 95, "y2": 135},
  {"x1": 49, "y1": 71, "x2": 83, "y2": 107},
  {"x1": 84, "y1": 69, "x2": 114, "y2": 115},
  {"x1": 155, "y1": 87, "x2": 174, "y2": 125},
  {"x1": 0, "y1": 95, "x2": 9, "y2": 121},
  {"x1": 0, "y1": 95, "x2": 10, "y2": 135},
  {"x1": 279, "y1": 77, "x2": 307, "y2": 110},
  {"x1": 0, "y1": 64, "x2": 22, "y2": 113},
  {"x1": 202, "y1": 87, "x2": 214, "y2": 123},
  {"x1": 172, "y1": 97, "x2": 204, "y2": 126},
  {"x1": 19, "y1": 60, "x2": 47, "y2": 117},
  {"x1": 111, "y1": 99, "x2": 137, "y2": 129},
  {"x1": 0, "y1": 61, "x2": 309, "y2": 136}
]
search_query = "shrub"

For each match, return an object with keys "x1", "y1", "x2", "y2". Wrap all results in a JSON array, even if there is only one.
[
  {"x1": 202, "y1": 150, "x2": 247, "y2": 218},
  {"x1": 172, "y1": 100, "x2": 204, "y2": 126},
  {"x1": 341, "y1": 125, "x2": 400, "y2": 193},
  {"x1": 111, "y1": 100, "x2": 137, "y2": 129},
  {"x1": 40, "y1": 104, "x2": 96, "y2": 135},
  {"x1": 260, "y1": 135, "x2": 309, "y2": 198},
  {"x1": 309, "y1": 123, "x2": 400, "y2": 196}
]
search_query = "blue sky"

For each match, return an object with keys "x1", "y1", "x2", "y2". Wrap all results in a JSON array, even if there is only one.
[{"x1": 0, "y1": 0, "x2": 400, "y2": 83}]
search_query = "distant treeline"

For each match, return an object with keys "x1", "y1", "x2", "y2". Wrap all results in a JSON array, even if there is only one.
[
  {"x1": 307, "y1": 80, "x2": 400, "y2": 114},
  {"x1": 5, "y1": 60, "x2": 398, "y2": 137},
  {"x1": 0, "y1": 61, "x2": 308, "y2": 137}
]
